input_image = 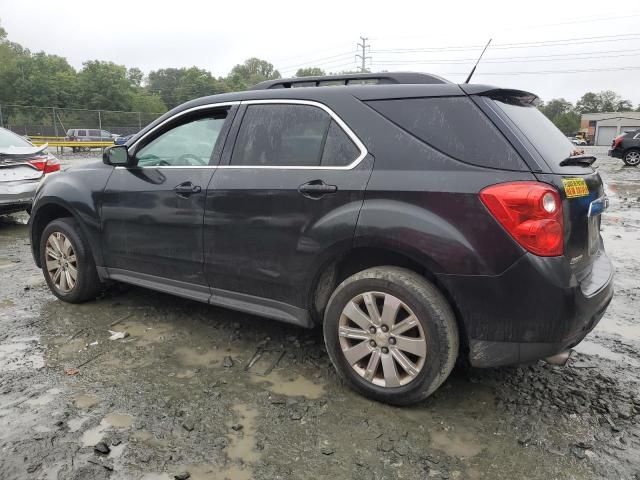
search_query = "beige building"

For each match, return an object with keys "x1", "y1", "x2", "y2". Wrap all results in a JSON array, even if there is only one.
[{"x1": 580, "y1": 112, "x2": 640, "y2": 146}]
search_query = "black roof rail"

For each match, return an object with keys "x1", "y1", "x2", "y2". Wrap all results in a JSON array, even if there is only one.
[{"x1": 251, "y1": 72, "x2": 451, "y2": 90}]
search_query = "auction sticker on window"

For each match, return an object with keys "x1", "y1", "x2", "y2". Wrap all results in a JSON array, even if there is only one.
[{"x1": 562, "y1": 178, "x2": 589, "y2": 198}]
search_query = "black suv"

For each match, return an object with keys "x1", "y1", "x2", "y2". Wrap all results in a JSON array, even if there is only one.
[
  {"x1": 29, "y1": 73, "x2": 613, "y2": 405},
  {"x1": 609, "y1": 128, "x2": 640, "y2": 166}
]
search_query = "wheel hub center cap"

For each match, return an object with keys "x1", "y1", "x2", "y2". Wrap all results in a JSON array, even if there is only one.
[{"x1": 374, "y1": 331, "x2": 390, "y2": 347}]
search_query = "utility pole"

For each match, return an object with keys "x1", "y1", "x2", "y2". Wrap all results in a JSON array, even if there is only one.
[{"x1": 356, "y1": 36, "x2": 371, "y2": 73}]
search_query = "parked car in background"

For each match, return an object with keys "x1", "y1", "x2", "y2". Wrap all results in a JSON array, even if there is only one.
[
  {"x1": 568, "y1": 136, "x2": 587, "y2": 146},
  {"x1": 65, "y1": 129, "x2": 114, "y2": 152},
  {"x1": 609, "y1": 129, "x2": 640, "y2": 166},
  {"x1": 29, "y1": 72, "x2": 613, "y2": 405},
  {"x1": 0, "y1": 127, "x2": 60, "y2": 215},
  {"x1": 114, "y1": 134, "x2": 135, "y2": 145}
]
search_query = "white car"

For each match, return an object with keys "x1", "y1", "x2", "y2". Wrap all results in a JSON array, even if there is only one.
[{"x1": 0, "y1": 128, "x2": 60, "y2": 215}]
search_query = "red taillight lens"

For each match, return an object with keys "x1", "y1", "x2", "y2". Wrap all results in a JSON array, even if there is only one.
[
  {"x1": 480, "y1": 181, "x2": 564, "y2": 256},
  {"x1": 28, "y1": 154, "x2": 61, "y2": 174},
  {"x1": 612, "y1": 135, "x2": 624, "y2": 149}
]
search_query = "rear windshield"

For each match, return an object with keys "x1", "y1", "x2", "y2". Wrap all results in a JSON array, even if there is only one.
[
  {"x1": 0, "y1": 128, "x2": 32, "y2": 149},
  {"x1": 491, "y1": 99, "x2": 576, "y2": 167}
]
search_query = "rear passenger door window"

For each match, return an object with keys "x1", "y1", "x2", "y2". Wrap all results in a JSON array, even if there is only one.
[
  {"x1": 229, "y1": 103, "x2": 360, "y2": 168},
  {"x1": 231, "y1": 104, "x2": 329, "y2": 167}
]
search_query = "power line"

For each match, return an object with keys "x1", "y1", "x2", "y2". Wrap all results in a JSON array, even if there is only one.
[
  {"x1": 373, "y1": 51, "x2": 640, "y2": 65},
  {"x1": 278, "y1": 51, "x2": 355, "y2": 71},
  {"x1": 441, "y1": 66, "x2": 640, "y2": 76},
  {"x1": 372, "y1": 33, "x2": 640, "y2": 54}
]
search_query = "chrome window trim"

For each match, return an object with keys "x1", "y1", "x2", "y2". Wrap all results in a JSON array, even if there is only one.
[
  {"x1": 119, "y1": 99, "x2": 367, "y2": 171},
  {"x1": 219, "y1": 99, "x2": 368, "y2": 170}
]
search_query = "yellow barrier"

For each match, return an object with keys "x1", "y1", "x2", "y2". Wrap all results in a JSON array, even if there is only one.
[{"x1": 30, "y1": 140, "x2": 114, "y2": 148}]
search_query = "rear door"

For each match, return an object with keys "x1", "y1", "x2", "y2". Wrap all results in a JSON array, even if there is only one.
[
  {"x1": 101, "y1": 105, "x2": 235, "y2": 295},
  {"x1": 479, "y1": 94, "x2": 607, "y2": 276},
  {"x1": 204, "y1": 100, "x2": 372, "y2": 310}
]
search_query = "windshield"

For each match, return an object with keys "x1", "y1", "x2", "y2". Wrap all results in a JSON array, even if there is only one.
[
  {"x1": 0, "y1": 128, "x2": 33, "y2": 149},
  {"x1": 491, "y1": 99, "x2": 577, "y2": 167}
]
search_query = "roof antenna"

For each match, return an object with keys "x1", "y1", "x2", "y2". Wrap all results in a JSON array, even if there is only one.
[{"x1": 464, "y1": 38, "x2": 492, "y2": 84}]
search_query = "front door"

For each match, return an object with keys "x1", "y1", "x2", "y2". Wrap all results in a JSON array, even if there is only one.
[
  {"x1": 101, "y1": 106, "x2": 234, "y2": 296},
  {"x1": 204, "y1": 101, "x2": 373, "y2": 311}
]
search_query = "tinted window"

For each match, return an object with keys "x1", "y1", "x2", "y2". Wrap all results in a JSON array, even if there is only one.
[
  {"x1": 0, "y1": 128, "x2": 33, "y2": 148},
  {"x1": 78, "y1": 130, "x2": 87, "y2": 136},
  {"x1": 89, "y1": 129, "x2": 100, "y2": 136},
  {"x1": 321, "y1": 120, "x2": 359, "y2": 166},
  {"x1": 231, "y1": 104, "x2": 330, "y2": 167},
  {"x1": 492, "y1": 99, "x2": 576, "y2": 168},
  {"x1": 135, "y1": 116, "x2": 226, "y2": 167},
  {"x1": 367, "y1": 97, "x2": 524, "y2": 170}
]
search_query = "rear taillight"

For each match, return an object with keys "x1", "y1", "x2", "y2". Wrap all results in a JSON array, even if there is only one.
[
  {"x1": 28, "y1": 154, "x2": 61, "y2": 174},
  {"x1": 612, "y1": 135, "x2": 624, "y2": 149},
  {"x1": 480, "y1": 181, "x2": 563, "y2": 257}
]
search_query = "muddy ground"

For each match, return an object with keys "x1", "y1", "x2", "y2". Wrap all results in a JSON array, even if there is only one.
[{"x1": 0, "y1": 147, "x2": 638, "y2": 480}]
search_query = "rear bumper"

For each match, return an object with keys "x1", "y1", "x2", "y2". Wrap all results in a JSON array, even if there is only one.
[
  {"x1": 0, "y1": 178, "x2": 40, "y2": 213},
  {"x1": 437, "y1": 249, "x2": 614, "y2": 368},
  {"x1": 608, "y1": 149, "x2": 622, "y2": 159}
]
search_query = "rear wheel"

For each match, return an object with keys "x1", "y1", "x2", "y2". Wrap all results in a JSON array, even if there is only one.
[
  {"x1": 40, "y1": 217, "x2": 102, "y2": 303},
  {"x1": 623, "y1": 149, "x2": 640, "y2": 166},
  {"x1": 323, "y1": 267, "x2": 459, "y2": 405}
]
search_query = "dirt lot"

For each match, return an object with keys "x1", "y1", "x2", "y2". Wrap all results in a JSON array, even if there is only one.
[{"x1": 0, "y1": 148, "x2": 639, "y2": 480}]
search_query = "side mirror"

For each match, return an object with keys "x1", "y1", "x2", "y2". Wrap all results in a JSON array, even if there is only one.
[{"x1": 103, "y1": 145, "x2": 132, "y2": 166}]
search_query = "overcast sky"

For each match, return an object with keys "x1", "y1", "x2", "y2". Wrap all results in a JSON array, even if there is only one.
[{"x1": 1, "y1": 0, "x2": 639, "y2": 105}]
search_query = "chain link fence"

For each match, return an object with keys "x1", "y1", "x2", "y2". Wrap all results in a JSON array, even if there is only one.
[{"x1": 0, "y1": 104, "x2": 164, "y2": 138}]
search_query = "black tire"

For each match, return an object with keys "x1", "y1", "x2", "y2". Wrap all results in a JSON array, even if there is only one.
[
  {"x1": 39, "y1": 217, "x2": 102, "y2": 303},
  {"x1": 623, "y1": 149, "x2": 640, "y2": 167},
  {"x1": 323, "y1": 266, "x2": 459, "y2": 406}
]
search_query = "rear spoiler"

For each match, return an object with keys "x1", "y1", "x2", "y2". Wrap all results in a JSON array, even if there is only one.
[
  {"x1": 459, "y1": 85, "x2": 540, "y2": 106},
  {"x1": 0, "y1": 144, "x2": 48, "y2": 159}
]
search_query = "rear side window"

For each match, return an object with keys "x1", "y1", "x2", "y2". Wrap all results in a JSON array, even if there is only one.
[
  {"x1": 89, "y1": 129, "x2": 100, "y2": 136},
  {"x1": 231, "y1": 104, "x2": 330, "y2": 167},
  {"x1": 321, "y1": 120, "x2": 360, "y2": 166},
  {"x1": 491, "y1": 99, "x2": 575, "y2": 168},
  {"x1": 366, "y1": 97, "x2": 525, "y2": 170}
]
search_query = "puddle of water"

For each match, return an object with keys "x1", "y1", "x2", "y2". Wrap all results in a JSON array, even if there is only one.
[
  {"x1": 250, "y1": 369, "x2": 325, "y2": 399},
  {"x1": 109, "y1": 442, "x2": 127, "y2": 459},
  {"x1": 575, "y1": 339, "x2": 640, "y2": 367},
  {"x1": 430, "y1": 430, "x2": 484, "y2": 457},
  {"x1": 0, "y1": 336, "x2": 44, "y2": 371},
  {"x1": 164, "y1": 464, "x2": 252, "y2": 480},
  {"x1": 73, "y1": 394, "x2": 99, "y2": 409},
  {"x1": 174, "y1": 346, "x2": 234, "y2": 368},
  {"x1": 68, "y1": 416, "x2": 89, "y2": 432},
  {"x1": 26, "y1": 387, "x2": 61, "y2": 406},
  {"x1": 80, "y1": 413, "x2": 134, "y2": 447},
  {"x1": 227, "y1": 404, "x2": 260, "y2": 463},
  {"x1": 118, "y1": 320, "x2": 175, "y2": 345}
]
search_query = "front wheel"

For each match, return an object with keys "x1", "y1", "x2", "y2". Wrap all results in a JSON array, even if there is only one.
[
  {"x1": 623, "y1": 149, "x2": 640, "y2": 167},
  {"x1": 40, "y1": 217, "x2": 102, "y2": 303},
  {"x1": 323, "y1": 267, "x2": 459, "y2": 405}
]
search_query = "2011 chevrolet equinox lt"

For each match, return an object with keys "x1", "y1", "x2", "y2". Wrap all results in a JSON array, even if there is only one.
[{"x1": 29, "y1": 72, "x2": 614, "y2": 405}]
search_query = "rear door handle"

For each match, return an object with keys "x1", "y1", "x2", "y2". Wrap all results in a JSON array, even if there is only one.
[
  {"x1": 174, "y1": 182, "x2": 202, "y2": 196},
  {"x1": 298, "y1": 180, "x2": 338, "y2": 198}
]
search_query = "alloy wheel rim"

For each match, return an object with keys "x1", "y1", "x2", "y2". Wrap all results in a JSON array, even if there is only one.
[
  {"x1": 45, "y1": 232, "x2": 77, "y2": 293},
  {"x1": 338, "y1": 291, "x2": 427, "y2": 388},
  {"x1": 626, "y1": 151, "x2": 640, "y2": 165}
]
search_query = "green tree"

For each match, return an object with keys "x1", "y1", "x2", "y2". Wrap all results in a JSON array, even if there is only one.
[
  {"x1": 553, "y1": 111, "x2": 580, "y2": 135},
  {"x1": 227, "y1": 58, "x2": 280, "y2": 90},
  {"x1": 76, "y1": 61, "x2": 134, "y2": 110},
  {"x1": 295, "y1": 67, "x2": 325, "y2": 77},
  {"x1": 539, "y1": 98, "x2": 573, "y2": 121},
  {"x1": 576, "y1": 90, "x2": 634, "y2": 113}
]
